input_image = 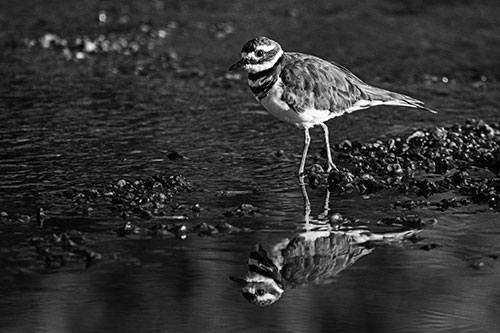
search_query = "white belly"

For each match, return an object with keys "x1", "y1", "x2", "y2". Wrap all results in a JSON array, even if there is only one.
[{"x1": 259, "y1": 79, "x2": 335, "y2": 128}]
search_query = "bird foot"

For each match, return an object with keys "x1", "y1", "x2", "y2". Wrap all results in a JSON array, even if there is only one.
[{"x1": 325, "y1": 163, "x2": 339, "y2": 173}]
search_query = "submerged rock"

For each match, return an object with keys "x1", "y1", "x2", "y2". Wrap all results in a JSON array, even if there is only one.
[
  {"x1": 147, "y1": 221, "x2": 248, "y2": 239},
  {"x1": 327, "y1": 169, "x2": 355, "y2": 193},
  {"x1": 28, "y1": 231, "x2": 102, "y2": 270},
  {"x1": 193, "y1": 222, "x2": 219, "y2": 236},
  {"x1": 306, "y1": 164, "x2": 328, "y2": 189},
  {"x1": 167, "y1": 151, "x2": 186, "y2": 160},
  {"x1": 215, "y1": 221, "x2": 246, "y2": 233},
  {"x1": 224, "y1": 203, "x2": 260, "y2": 217},
  {"x1": 58, "y1": 174, "x2": 194, "y2": 220},
  {"x1": 115, "y1": 221, "x2": 141, "y2": 236}
]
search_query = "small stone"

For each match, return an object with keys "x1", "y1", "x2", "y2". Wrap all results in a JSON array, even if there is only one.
[
  {"x1": 191, "y1": 203, "x2": 201, "y2": 213},
  {"x1": 387, "y1": 163, "x2": 404, "y2": 174},
  {"x1": 167, "y1": 151, "x2": 185, "y2": 160},
  {"x1": 83, "y1": 207, "x2": 94, "y2": 216},
  {"x1": 339, "y1": 139, "x2": 352, "y2": 150},
  {"x1": 275, "y1": 149, "x2": 285, "y2": 157},
  {"x1": 176, "y1": 224, "x2": 188, "y2": 239},
  {"x1": 149, "y1": 224, "x2": 175, "y2": 238},
  {"x1": 83, "y1": 39, "x2": 97, "y2": 53},
  {"x1": 115, "y1": 221, "x2": 139, "y2": 236},
  {"x1": 98, "y1": 10, "x2": 107, "y2": 24},
  {"x1": 194, "y1": 222, "x2": 218, "y2": 236},
  {"x1": 215, "y1": 222, "x2": 240, "y2": 233},
  {"x1": 406, "y1": 130, "x2": 426, "y2": 143},
  {"x1": 224, "y1": 203, "x2": 259, "y2": 217},
  {"x1": 17, "y1": 215, "x2": 31, "y2": 223},
  {"x1": 329, "y1": 213, "x2": 343, "y2": 224},
  {"x1": 75, "y1": 52, "x2": 85, "y2": 60},
  {"x1": 40, "y1": 33, "x2": 59, "y2": 48}
]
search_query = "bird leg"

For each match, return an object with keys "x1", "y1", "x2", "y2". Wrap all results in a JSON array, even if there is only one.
[
  {"x1": 298, "y1": 127, "x2": 311, "y2": 185},
  {"x1": 318, "y1": 189, "x2": 331, "y2": 220},
  {"x1": 320, "y1": 123, "x2": 338, "y2": 173},
  {"x1": 300, "y1": 183, "x2": 311, "y2": 224}
]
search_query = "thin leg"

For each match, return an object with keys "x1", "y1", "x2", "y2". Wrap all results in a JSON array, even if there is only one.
[
  {"x1": 320, "y1": 123, "x2": 338, "y2": 172},
  {"x1": 300, "y1": 183, "x2": 311, "y2": 225},
  {"x1": 298, "y1": 127, "x2": 311, "y2": 185},
  {"x1": 318, "y1": 189, "x2": 331, "y2": 221}
]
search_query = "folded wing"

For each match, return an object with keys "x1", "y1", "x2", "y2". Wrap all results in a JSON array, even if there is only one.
[{"x1": 280, "y1": 52, "x2": 436, "y2": 115}]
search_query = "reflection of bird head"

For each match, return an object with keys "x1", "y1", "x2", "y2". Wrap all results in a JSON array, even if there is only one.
[
  {"x1": 230, "y1": 244, "x2": 284, "y2": 307},
  {"x1": 230, "y1": 272, "x2": 284, "y2": 307},
  {"x1": 231, "y1": 222, "x2": 421, "y2": 306}
]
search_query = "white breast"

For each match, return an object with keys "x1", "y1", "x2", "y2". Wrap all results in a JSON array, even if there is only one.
[{"x1": 259, "y1": 78, "x2": 336, "y2": 128}]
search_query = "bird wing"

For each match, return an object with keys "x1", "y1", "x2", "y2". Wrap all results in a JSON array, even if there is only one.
[
  {"x1": 280, "y1": 52, "x2": 435, "y2": 115},
  {"x1": 279, "y1": 52, "x2": 368, "y2": 115}
]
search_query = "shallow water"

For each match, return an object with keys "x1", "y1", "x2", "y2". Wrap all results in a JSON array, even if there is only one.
[{"x1": 1, "y1": 0, "x2": 500, "y2": 332}]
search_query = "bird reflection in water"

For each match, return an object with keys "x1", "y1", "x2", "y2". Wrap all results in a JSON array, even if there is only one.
[{"x1": 230, "y1": 185, "x2": 420, "y2": 306}]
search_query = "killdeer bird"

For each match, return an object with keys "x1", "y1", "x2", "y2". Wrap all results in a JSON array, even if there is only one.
[{"x1": 229, "y1": 36, "x2": 436, "y2": 182}]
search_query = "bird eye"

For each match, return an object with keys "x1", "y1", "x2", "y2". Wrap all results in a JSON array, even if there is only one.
[
  {"x1": 256, "y1": 289, "x2": 265, "y2": 296},
  {"x1": 255, "y1": 50, "x2": 264, "y2": 57}
]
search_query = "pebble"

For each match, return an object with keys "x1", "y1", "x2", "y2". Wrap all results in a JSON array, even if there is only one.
[{"x1": 224, "y1": 203, "x2": 259, "y2": 217}]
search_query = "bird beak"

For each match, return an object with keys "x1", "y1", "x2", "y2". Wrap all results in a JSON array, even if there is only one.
[
  {"x1": 228, "y1": 58, "x2": 246, "y2": 71},
  {"x1": 229, "y1": 275, "x2": 248, "y2": 287}
]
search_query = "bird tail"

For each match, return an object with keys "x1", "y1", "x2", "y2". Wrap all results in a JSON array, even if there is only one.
[
  {"x1": 345, "y1": 85, "x2": 437, "y2": 114},
  {"x1": 375, "y1": 89, "x2": 437, "y2": 114}
]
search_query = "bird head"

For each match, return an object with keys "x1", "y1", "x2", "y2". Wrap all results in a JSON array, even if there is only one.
[
  {"x1": 229, "y1": 243, "x2": 285, "y2": 306},
  {"x1": 228, "y1": 36, "x2": 283, "y2": 73},
  {"x1": 230, "y1": 273, "x2": 284, "y2": 307}
]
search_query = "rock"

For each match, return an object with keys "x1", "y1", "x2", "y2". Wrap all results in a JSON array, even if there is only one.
[
  {"x1": 357, "y1": 174, "x2": 385, "y2": 194},
  {"x1": 115, "y1": 221, "x2": 139, "y2": 236},
  {"x1": 0, "y1": 211, "x2": 9, "y2": 222},
  {"x1": 215, "y1": 222, "x2": 240, "y2": 233},
  {"x1": 411, "y1": 179, "x2": 438, "y2": 197},
  {"x1": 149, "y1": 224, "x2": 175, "y2": 238},
  {"x1": 327, "y1": 169, "x2": 355, "y2": 193},
  {"x1": 275, "y1": 149, "x2": 285, "y2": 157},
  {"x1": 117, "y1": 179, "x2": 127, "y2": 187},
  {"x1": 28, "y1": 232, "x2": 101, "y2": 271},
  {"x1": 224, "y1": 203, "x2": 259, "y2": 217},
  {"x1": 306, "y1": 164, "x2": 327, "y2": 188},
  {"x1": 194, "y1": 223, "x2": 218, "y2": 236},
  {"x1": 191, "y1": 203, "x2": 201, "y2": 213},
  {"x1": 329, "y1": 213, "x2": 343, "y2": 224},
  {"x1": 17, "y1": 215, "x2": 31, "y2": 224},
  {"x1": 338, "y1": 139, "x2": 352, "y2": 151},
  {"x1": 167, "y1": 151, "x2": 185, "y2": 160},
  {"x1": 175, "y1": 224, "x2": 188, "y2": 239}
]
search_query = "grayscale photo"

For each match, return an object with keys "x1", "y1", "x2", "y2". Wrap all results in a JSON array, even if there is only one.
[{"x1": 1, "y1": 1, "x2": 499, "y2": 332}]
